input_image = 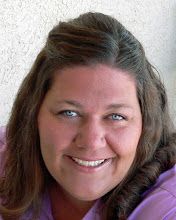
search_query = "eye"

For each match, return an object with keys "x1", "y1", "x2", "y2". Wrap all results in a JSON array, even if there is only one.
[
  {"x1": 59, "y1": 110, "x2": 79, "y2": 118},
  {"x1": 109, "y1": 113, "x2": 125, "y2": 121}
]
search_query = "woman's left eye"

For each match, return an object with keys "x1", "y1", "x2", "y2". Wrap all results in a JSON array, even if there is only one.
[{"x1": 109, "y1": 114, "x2": 125, "y2": 121}]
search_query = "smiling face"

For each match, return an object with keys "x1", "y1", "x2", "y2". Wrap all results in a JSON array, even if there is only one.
[{"x1": 38, "y1": 64, "x2": 142, "y2": 203}]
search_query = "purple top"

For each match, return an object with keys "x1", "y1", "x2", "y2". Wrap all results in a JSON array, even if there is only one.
[{"x1": 0, "y1": 127, "x2": 176, "y2": 219}]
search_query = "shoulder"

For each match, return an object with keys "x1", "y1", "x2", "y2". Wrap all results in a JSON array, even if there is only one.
[
  {"x1": 20, "y1": 190, "x2": 54, "y2": 220},
  {"x1": 128, "y1": 165, "x2": 176, "y2": 220}
]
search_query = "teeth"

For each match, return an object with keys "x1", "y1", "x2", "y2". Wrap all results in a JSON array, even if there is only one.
[{"x1": 72, "y1": 157, "x2": 105, "y2": 167}]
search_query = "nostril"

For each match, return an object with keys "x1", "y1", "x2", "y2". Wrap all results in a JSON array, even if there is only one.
[
  {"x1": 72, "y1": 120, "x2": 106, "y2": 149},
  {"x1": 73, "y1": 132, "x2": 106, "y2": 149}
]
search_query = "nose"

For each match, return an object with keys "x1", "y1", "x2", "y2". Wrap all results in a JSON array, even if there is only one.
[{"x1": 74, "y1": 118, "x2": 106, "y2": 150}]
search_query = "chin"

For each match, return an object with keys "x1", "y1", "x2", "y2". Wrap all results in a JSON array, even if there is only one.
[{"x1": 68, "y1": 187, "x2": 108, "y2": 202}]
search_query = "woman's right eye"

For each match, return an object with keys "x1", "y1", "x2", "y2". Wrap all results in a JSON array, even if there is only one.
[{"x1": 59, "y1": 110, "x2": 78, "y2": 118}]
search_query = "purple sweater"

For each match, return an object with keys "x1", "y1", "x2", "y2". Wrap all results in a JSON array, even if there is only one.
[{"x1": 0, "y1": 127, "x2": 176, "y2": 220}]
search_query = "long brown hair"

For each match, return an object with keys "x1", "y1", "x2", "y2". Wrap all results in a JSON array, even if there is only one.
[{"x1": 0, "y1": 12, "x2": 176, "y2": 219}]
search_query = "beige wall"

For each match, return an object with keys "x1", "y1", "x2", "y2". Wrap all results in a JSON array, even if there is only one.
[{"x1": 0, "y1": 0, "x2": 176, "y2": 125}]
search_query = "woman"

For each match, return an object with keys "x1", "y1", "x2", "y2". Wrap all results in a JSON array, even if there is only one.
[{"x1": 0, "y1": 12, "x2": 176, "y2": 220}]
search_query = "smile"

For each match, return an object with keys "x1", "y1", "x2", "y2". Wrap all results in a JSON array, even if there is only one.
[{"x1": 71, "y1": 157, "x2": 106, "y2": 167}]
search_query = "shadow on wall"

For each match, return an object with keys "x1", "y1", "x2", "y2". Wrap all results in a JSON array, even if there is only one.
[
  {"x1": 170, "y1": 4, "x2": 176, "y2": 74},
  {"x1": 171, "y1": 4, "x2": 176, "y2": 125},
  {"x1": 165, "y1": 3, "x2": 176, "y2": 125}
]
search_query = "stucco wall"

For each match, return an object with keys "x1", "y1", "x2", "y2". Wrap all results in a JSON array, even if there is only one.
[{"x1": 0, "y1": 0, "x2": 176, "y2": 126}]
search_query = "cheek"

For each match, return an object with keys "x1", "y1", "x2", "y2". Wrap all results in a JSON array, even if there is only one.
[
  {"x1": 108, "y1": 126, "x2": 141, "y2": 157},
  {"x1": 38, "y1": 116, "x2": 77, "y2": 154}
]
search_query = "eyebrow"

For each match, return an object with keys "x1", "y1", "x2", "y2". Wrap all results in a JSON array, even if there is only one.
[
  {"x1": 106, "y1": 103, "x2": 133, "y2": 110},
  {"x1": 56, "y1": 100, "x2": 133, "y2": 110},
  {"x1": 56, "y1": 100, "x2": 83, "y2": 108}
]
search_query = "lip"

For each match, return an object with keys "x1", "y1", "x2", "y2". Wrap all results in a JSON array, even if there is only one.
[{"x1": 65, "y1": 155, "x2": 113, "y2": 173}]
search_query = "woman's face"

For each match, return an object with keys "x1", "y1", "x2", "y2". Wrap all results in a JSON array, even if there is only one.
[{"x1": 38, "y1": 64, "x2": 142, "y2": 201}]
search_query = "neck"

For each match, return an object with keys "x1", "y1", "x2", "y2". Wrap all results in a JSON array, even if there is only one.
[{"x1": 49, "y1": 182, "x2": 96, "y2": 220}]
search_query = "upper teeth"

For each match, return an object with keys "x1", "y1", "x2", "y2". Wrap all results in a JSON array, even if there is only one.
[{"x1": 72, "y1": 157, "x2": 105, "y2": 167}]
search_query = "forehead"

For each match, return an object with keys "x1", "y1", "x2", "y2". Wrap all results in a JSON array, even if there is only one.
[
  {"x1": 46, "y1": 64, "x2": 138, "y2": 110},
  {"x1": 52, "y1": 64, "x2": 135, "y2": 90}
]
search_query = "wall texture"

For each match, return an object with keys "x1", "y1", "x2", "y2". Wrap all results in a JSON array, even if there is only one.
[{"x1": 0, "y1": 0, "x2": 176, "y2": 126}]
